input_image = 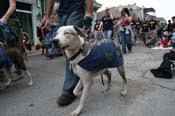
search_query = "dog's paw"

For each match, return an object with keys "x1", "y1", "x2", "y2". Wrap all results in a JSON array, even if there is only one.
[
  {"x1": 73, "y1": 89, "x2": 80, "y2": 96},
  {"x1": 27, "y1": 81, "x2": 33, "y2": 86},
  {"x1": 70, "y1": 111, "x2": 79, "y2": 116},
  {"x1": 4, "y1": 80, "x2": 12, "y2": 87},
  {"x1": 4, "y1": 83, "x2": 11, "y2": 87},
  {"x1": 26, "y1": 65, "x2": 31, "y2": 69},
  {"x1": 120, "y1": 90, "x2": 127, "y2": 96},
  {"x1": 70, "y1": 107, "x2": 82, "y2": 116}
]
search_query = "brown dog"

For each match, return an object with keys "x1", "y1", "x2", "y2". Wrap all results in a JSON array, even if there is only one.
[{"x1": 0, "y1": 42, "x2": 33, "y2": 87}]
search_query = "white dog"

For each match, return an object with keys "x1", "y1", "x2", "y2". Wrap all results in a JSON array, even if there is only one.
[{"x1": 53, "y1": 26, "x2": 127, "y2": 116}]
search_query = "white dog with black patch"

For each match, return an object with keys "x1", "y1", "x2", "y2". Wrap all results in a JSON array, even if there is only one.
[{"x1": 53, "y1": 26, "x2": 127, "y2": 116}]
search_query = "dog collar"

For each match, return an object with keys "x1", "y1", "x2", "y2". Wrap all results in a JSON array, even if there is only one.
[{"x1": 69, "y1": 48, "x2": 83, "y2": 61}]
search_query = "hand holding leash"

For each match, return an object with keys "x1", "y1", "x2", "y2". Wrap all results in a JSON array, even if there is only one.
[
  {"x1": 84, "y1": 16, "x2": 93, "y2": 29},
  {"x1": 0, "y1": 17, "x2": 8, "y2": 24},
  {"x1": 40, "y1": 16, "x2": 51, "y2": 31}
]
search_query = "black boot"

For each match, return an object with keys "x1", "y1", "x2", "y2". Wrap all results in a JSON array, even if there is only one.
[
  {"x1": 150, "y1": 68, "x2": 162, "y2": 75},
  {"x1": 151, "y1": 69, "x2": 173, "y2": 79},
  {"x1": 57, "y1": 91, "x2": 76, "y2": 107}
]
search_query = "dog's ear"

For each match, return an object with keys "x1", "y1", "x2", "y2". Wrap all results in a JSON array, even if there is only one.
[{"x1": 74, "y1": 26, "x2": 87, "y2": 38}]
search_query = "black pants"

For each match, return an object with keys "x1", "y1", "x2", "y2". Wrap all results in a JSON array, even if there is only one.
[{"x1": 159, "y1": 51, "x2": 175, "y2": 71}]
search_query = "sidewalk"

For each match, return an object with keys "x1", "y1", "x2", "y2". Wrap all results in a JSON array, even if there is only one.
[{"x1": 27, "y1": 45, "x2": 42, "y2": 56}]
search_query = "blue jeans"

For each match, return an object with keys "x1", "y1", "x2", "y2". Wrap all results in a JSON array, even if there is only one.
[
  {"x1": 48, "y1": 43, "x2": 62, "y2": 56},
  {"x1": 104, "y1": 30, "x2": 112, "y2": 39},
  {"x1": 120, "y1": 31, "x2": 132, "y2": 53},
  {"x1": 56, "y1": 10, "x2": 84, "y2": 93}
]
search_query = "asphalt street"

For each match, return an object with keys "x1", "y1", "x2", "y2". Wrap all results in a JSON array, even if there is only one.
[{"x1": 0, "y1": 44, "x2": 175, "y2": 116}]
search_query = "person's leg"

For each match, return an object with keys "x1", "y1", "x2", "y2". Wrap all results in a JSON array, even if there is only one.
[
  {"x1": 126, "y1": 31, "x2": 132, "y2": 52},
  {"x1": 63, "y1": 10, "x2": 84, "y2": 91},
  {"x1": 104, "y1": 30, "x2": 108, "y2": 39},
  {"x1": 57, "y1": 10, "x2": 84, "y2": 106},
  {"x1": 107, "y1": 30, "x2": 113, "y2": 39},
  {"x1": 143, "y1": 32, "x2": 147, "y2": 45},
  {"x1": 120, "y1": 31, "x2": 127, "y2": 54}
]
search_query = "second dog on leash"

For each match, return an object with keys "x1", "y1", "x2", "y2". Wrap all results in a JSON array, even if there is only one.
[{"x1": 0, "y1": 47, "x2": 33, "y2": 87}]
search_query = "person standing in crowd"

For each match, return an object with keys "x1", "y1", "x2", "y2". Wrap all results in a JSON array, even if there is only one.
[
  {"x1": 94, "y1": 19, "x2": 105, "y2": 41},
  {"x1": 94, "y1": 19, "x2": 101, "y2": 31},
  {"x1": 167, "y1": 20, "x2": 172, "y2": 33},
  {"x1": 0, "y1": 0, "x2": 23, "y2": 81},
  {"x1": 171, "y1": 16, "x2": 175, "y2": 32},
  {"x1": 99, "y1": 8, "x2": 114, "y2": 39},
  {"x1": 118, "y1": 8, "x2": 132, "y2": 54},
  {"x1": 134, "y1": 17, "x2": 142, "y2": 45},
  {"x1": 130, "y1": 19, "x2": 136, "y2": 43},
  {"x1": 140, "y1": 20, "x2": 149, "y2": 45},
  {"x1": 146, "y1": 15, "x2": 157, "y2": 47},
  {"x1": 40, "y1": 0, "x2": 93, "y2": 106},
  {"x1": 148, "y1": 15, "x2": 157, "y2": 40},
  {"x1": 172, "y1": 27, "x2": 175, "y2": 41},
  {"x1": 156, "y1": 20, "x2": 162, "y2": 41}
]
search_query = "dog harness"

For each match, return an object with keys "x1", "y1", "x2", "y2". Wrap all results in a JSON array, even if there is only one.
[
  {"x1": 0, "y1": 48, "x2": 12, "y2": 69},
  {"x1": 78, "y1": 39, "x2": 123, "y2": 73}
]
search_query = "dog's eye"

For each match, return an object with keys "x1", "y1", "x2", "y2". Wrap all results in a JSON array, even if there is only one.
[{"x1": 64, "y1": 32, "x2": 75, "y2": 35}]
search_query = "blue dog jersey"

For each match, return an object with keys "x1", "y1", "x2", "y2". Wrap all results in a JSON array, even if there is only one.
[
  {"x1": 78, "y1": 39, "x2": 122, "y2": 73},
  {"x1": 0, "y1": 48, "x2": 12, "y2": 69}
]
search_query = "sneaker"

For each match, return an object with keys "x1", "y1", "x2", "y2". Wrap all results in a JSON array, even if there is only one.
[
  {"x1": 57, "y1": 92, "x2": 76, "y2": 107},
  {"x1": 150, "y1": 69, "x2": 160, "y2": 75},
  {"x1": 154, "y1": 73, "x2": 172, "y2": 79},
  {"x1": 150, "y1": 68, "x2": 163, "y2": 73}
]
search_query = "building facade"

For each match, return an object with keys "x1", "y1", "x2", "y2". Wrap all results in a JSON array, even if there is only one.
[
  {"x1": 15, "y1": 0, "x2": 101, "y2": 45},
  {"x1": 16, "y1": 0, "x2": 40, "y2": 45}
]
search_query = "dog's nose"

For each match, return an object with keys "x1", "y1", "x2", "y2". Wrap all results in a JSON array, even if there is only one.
[{"x1": 52, "y1": 39, "x2": 59, "y2": 48}]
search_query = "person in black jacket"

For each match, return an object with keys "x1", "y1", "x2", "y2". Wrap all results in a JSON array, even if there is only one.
[{"x1": 150, "y1": 47, "x2": 175, "y2": 79}]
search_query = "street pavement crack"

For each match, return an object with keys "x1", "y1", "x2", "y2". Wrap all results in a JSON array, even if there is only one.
[
  {"x1": 141, "y1": 69, "x2": 150, "y2": 78},
  {"x1": 150, "y1": 79, "x2": 175, "y2": 91}
]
